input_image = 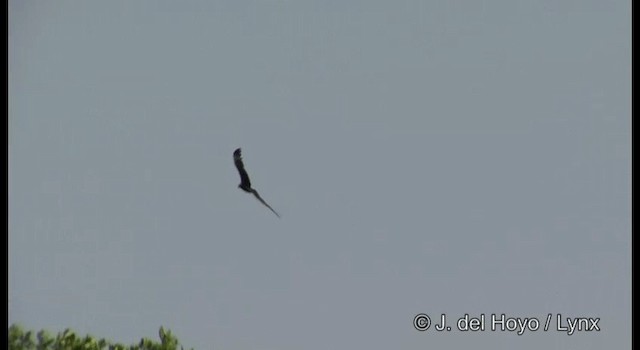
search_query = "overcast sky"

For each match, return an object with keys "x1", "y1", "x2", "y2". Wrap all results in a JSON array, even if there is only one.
[{"x1": 9, "y1": 1, "x2": 630, "y2": 349}]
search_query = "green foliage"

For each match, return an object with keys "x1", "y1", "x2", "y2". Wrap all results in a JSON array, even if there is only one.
[{"x1": 8, "y1": 324, "x2": 193, "y2": 350}]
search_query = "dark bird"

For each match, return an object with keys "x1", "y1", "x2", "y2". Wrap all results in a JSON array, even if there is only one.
[{"x1": 233, "y1": 148, "x2": 280, "y2": 218}]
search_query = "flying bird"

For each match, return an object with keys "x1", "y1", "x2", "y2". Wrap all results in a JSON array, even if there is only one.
[{"x1": 233, "y1": 148, "x2": 280, "y2": 218}]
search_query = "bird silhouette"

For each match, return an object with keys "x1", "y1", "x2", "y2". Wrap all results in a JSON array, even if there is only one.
[{"x1": 233, "y1": 148, "x2": 280, "y2": 218}]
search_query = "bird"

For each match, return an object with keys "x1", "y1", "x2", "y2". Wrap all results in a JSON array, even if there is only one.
[{"x1": 233, "y1": 148, "x2": 280, "y2": 218}]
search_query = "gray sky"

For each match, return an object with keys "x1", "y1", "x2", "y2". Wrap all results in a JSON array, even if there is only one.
[{"x1": 9, "y1": 1, "x2": 630, "y2": 349}]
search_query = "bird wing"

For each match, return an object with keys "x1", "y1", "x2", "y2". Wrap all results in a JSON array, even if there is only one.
[
  {"x1": 233, "y1": 148, "x2": 251, "y2": 188},
  {"x1": 250, "y1": 189, "x2": 280, "y2": 218}
]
